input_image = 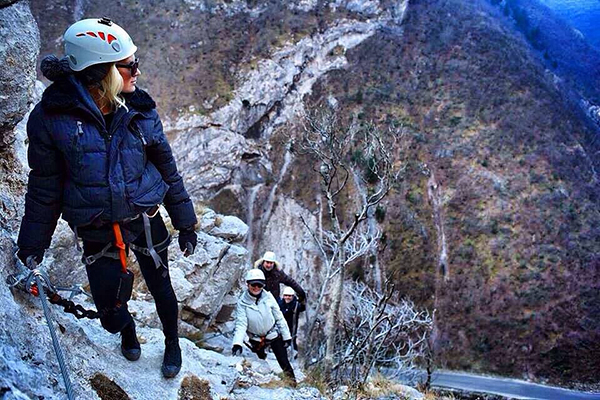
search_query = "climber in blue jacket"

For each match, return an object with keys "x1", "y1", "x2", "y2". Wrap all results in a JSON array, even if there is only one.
[{"x1": 15, "y1": 17, "x2": 197, "y2": 378}]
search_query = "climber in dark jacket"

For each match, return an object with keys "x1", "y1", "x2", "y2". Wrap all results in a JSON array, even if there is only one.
[
  {"x1": 278, "y1": 286, "x2": 305, "y2": 352},
  {"x1": 15, "y1": 17, "x2": 197, "y2": 379},
  {"x1": 254, "y1": 251, "x2": 306, "y2": 301}
]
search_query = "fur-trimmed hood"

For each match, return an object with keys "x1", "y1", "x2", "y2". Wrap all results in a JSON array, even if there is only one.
[
  {"x1": 41, "y1": 75, "x2": 156, "y2": 114},
  {"x1": 39, "y1": 54, "x2": 156, "y2": 114}
]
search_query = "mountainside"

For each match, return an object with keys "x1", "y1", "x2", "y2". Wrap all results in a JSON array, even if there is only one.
[
  {"x1": 18, "y1": 0, "x2": 600, "y2": 391},
  {"x1": 302, "y1": 0, "x2": 600, "y2": 384},
  {"x1": 539, "y1": 0, "x2": 600, "y2": 51},
  {"x1": 271, "y1": 0, "x2": 600, "y2": 385}
]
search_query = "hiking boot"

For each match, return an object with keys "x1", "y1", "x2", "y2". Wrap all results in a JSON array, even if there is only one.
[
  {"x1": 162, "y1": 337, "x2": 182, "y2": 378},
  {"x1": 120, "y1": 320, "x2": 141, "y2": 361},
  {"x1": 256, "y1": 348, "x2": 267, "y2": 360}
]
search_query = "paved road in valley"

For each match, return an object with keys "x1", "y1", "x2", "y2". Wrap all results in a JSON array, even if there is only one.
[
  {"x1": 383, "y1": 368, "x2": 600, "y2": 399},
  {"x1": 430, "y1": 370, "x2": 600, "y2": 399}
]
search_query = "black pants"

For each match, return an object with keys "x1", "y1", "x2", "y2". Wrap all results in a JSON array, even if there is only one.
[
  {"x1": 82, "y1": 214, "x2": 178, "y2": 339},
  {"x1": 251, "y1": 336, "x2": 295, "y2": 381}
]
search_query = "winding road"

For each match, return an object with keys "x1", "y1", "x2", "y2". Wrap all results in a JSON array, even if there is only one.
[{"x1": 430, "y1": 370, "x2": 600, "y2": 400}]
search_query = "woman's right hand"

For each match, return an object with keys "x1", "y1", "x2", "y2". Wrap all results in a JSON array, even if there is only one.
[
  {"x1": 17, "y1": 248, "x2": 44, "y2": 269},
  {"x1": 232, "y1": 345, "x2": 242, "y2": 356}
]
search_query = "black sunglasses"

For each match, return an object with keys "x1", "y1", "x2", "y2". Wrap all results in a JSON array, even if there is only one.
[
  {"x1": 116, "y1": 58, "x2": 139, "y2": 76},
  {"x1": 249, "y1": 282, "x2": 264, "y2": 289}
]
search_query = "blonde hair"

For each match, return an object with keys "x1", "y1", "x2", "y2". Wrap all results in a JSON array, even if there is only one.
[{"x1": 96, "y1": 64, "x2": 127, "y2": 111}]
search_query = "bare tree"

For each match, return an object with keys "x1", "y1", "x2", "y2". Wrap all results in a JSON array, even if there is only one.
[
  {"x1": 292, "y1": 105, "x2": 402, "y2": 377},
  {"x1": 336, "y1": 280, "x2": 433, "y2": 386}
]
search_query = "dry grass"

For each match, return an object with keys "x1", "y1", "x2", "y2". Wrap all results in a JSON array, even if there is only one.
[
  {"x1": 90, "y1": 373, "x2": 130, "y2": 400},
  {"x1": 422, "y1": 390, "x2": 458, "y2": 400},
  {"x1": 259, "y1": 373, "x2": 297, "y2": 389},
  {"x1": 178, "y1": 375, "x2": 212, "y2": 400},
  {"x1": 302, "y1": 366, "x2": 330, "y2": 395},
  {"x1": 355, "y1": 374, "x2": 414, "y2": 399}
]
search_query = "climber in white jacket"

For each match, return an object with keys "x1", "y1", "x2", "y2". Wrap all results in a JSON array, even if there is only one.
[{"x1": 232, "y1": 269, "x2": 296, "y2": 383}]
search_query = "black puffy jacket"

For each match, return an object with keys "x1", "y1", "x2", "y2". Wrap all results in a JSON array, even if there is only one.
[
  {"x1": 17, "y1": 74, "x2": 196, "y2": 251},
  {"x1": 257, "y1": 263, "x2": 306, "y2": 301}
]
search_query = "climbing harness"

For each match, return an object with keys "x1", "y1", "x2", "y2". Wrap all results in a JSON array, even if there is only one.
[
  {"x1": 112, "y1": 222, "x2": 134, "y2": 307},
  {"x1": 130, "y1": 212, "x2": 170, "y2": 273},
  {"x1": 81, "y1": 207, "x2": 170, "y2": 274},
  {"x1": 248, "y1": 336, "x2": 268, "y2": 353},
  {"x1": 245, "y1": 323, "x2": 278, "y2": 355},
  {"x1": 81, "y1": 241, "x2": 120, "y2": 265}
]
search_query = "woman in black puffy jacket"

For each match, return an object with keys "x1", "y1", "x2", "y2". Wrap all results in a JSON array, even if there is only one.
[{"x1": 16, "y1": 17, "x2": 197, "y2": 378}]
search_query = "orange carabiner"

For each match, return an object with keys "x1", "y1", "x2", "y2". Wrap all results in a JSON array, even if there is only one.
[{"x1": 112, "y1": 222, "x2": 127, "y2": 273}]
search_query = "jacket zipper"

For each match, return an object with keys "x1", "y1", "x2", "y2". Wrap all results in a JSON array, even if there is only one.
[
  {"x1": 130, "y1": 121, "x2": 147, "y2": 168},
  {"x1": 132, "y1": 123, "x2": 147, "y2": 146},
  {"x1": 75, "y1": 121, "x2": 84, "y2": 167}
]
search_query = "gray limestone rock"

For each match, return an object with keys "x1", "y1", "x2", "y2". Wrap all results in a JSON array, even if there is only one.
[
  {"x1": 208, "y1": 215, "x2": 249, "y2": 243},
  {"x1": 0, "y1": 1, "x2": 39, "y2": 232},
  {"x1": 0, "y1": 0, "x2": 39, "y2": 149}
]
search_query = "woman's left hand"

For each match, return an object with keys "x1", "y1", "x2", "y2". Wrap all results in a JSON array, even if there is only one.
[{"x1": 178, "y1": 228, "x2": 197, "y2": 256}]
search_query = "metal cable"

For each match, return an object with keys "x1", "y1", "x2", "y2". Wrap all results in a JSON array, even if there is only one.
[{"x1": 34, "y1": 273, "x2": 75, "y2": 400}]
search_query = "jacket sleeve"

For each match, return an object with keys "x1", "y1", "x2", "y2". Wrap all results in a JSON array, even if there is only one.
[
  {"x1": 280, "y1": 270, "x2": 306, "y2": 301},
  {"x1": 269, "y1": 292, "x2": 291, "y2": 341},
  {"x1": 232, "y1": 300, "x2": 249, "y2": 347},
  {"x1": 145, "y1": 111, "x2": 197, "y2": 231},
  {"x1": 17, "y1": 109, "x2": 63, "y2": 252},
  {"x1": 298, "y1": 300, "x2": 306, "y2": 313}
]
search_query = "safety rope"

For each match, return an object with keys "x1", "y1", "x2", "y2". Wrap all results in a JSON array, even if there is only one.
[{"x1": 33, "y1": 271, "x2": 75, "y2": 400}]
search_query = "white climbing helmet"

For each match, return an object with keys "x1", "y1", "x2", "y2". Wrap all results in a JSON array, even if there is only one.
[
  {"x1": 245, "y1": 269, "x2": 266, "y2": 283},
  {"x1": 63, "y1": 17, "x2": 137, "y2": 71},
  {"x1": 262, "y1": 251, "x2": 278, "y2": 264},
  {"x1": 282, "y1": 286, "x2": 295, "y2": 296}
]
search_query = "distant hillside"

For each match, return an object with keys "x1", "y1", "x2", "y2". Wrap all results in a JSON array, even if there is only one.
[
  {"x1": 286, "y1": 0, "x2": 600, "y2": 386},
  {"x1": 487, "y1": 0, "x2": 600, "y2": 106},
  {"x1": 539, "y1": 0, "x2": 600, "y2": 50}
]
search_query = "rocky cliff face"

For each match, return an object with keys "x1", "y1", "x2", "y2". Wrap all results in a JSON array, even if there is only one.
[
  {"x1": 12, "y1": 0, "x2": 600, "y2": 392},
  {"x1": 0, "y1": 0, "x2": 39, "y2": 232}
]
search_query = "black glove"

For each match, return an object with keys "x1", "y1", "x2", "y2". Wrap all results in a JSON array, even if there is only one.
[
  {"x1": 232, "y1": 345, "x2": 242, "y2": 356},
  {"x1": 284, "y1": 339, "x2": 292, "y2": 349},
  {"x1": 17, "y1": 248, "x2": 44, "y2": 269},
  {"x1": 178, "y1": 227, "x2": 197, "y2": 256}
]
